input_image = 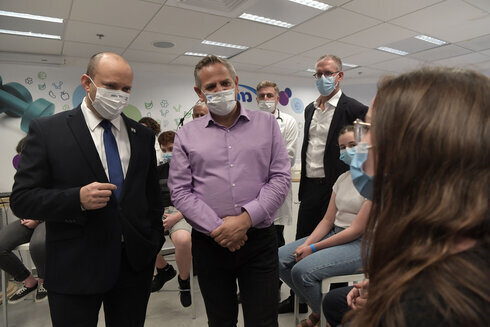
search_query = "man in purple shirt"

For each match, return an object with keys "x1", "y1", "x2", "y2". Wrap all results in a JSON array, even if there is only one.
[{"x1": 168, "y1": 55, "x2": 291, "y2": 327}]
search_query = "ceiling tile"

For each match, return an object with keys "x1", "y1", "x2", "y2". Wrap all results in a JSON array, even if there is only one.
[
  {"x1": 146, "y1": 6, "x2": 229, "y2": 39},
  {"x1": 260, "y1": 65, "x2": 301, "y2": 75},
  {"x1": 463, "y1": 0, "x2": 490, "y2": 11},
  {"x1": 343, "y1": 49, "x2": 399, "y2": 66},
  {"x1": 341, "y1": 23, "x2": 416, "y2": 49},
  {"x1": 342, "y1": 67, "x2": 393, "y2": 84},
  {"x1": 301, "y1": 41, "x2": 366, "y2": 60},
  {"x1": 293, "y1": 7, "x2": 380, "y2": 40},
  {"x1": 0, "y1": 0, "x2": 72, "y2": 18},
  {"x1": 0, "y1": 35, "x2": 62, "y2": 55},
  {"x1": 456, "y1": 33, "x2": 490, "y2": 51},
  {"x1": 371, "y1": 57, "x2": 426, "y2": 73},
  {"x1": 391, "y1": 0, "x2": 490, "y2": 43},
  {"x1": 170, "y1": 55, "x2": 206, "y2": 66},
  {"x1": 206, "y1": 19, "x2": 286, "y2": 47},
  {"x1": 266, "y1": 55, "x2": 317, "y2": 72},
  {"x1": 231, "y1": 48, "x2": 292, "y2": 66},
  {"x1": 410, "y1": 44, "x2": 472, "y2": 61},
  {"x1": 62, "y1": 41, "x2": 124, "y2": 58},
  {"x1": 129, "y1": 31, "x2": 201, "y2": 55},
  {"x1": 481, "y1": 49, "x2": 490, "y2": 57},
  {"x1": 433, "y1": 52, "x2": 490, "y2": 67},
  {"x1": 71, "y1": 0, "x2": 162, "y2": 30},
  {"x1": 123, "y1": 49, "x2": 178, "y2": 65},
  {"x1": 258, "y1": 31, "x2": 330, "y2": 55},
  {"x1": 230, "y1": 62, "x2": 266, "y2": 73},
  {"x1": 65, "y1": 21, "x2": 139, "y2": 48},
  {"x1": 342, "y1": 0, "x2": 442, "y2": 21}
]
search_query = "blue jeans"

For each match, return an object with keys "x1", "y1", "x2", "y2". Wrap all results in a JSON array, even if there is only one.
[{"x1": 278, "y1": 226, "x2": 362, "y2": 313}]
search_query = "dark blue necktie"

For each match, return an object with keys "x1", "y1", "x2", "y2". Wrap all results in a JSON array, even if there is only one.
[{"x1": 101, "y1": 120, "x2": 124, "y2": 200}]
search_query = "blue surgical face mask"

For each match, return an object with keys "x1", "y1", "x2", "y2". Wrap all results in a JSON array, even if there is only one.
[
  {"x1": 339, "y1": 147, "x2": 356, "y2": 166},
  {"x1": 162, "y1": 152, "x2": 172, "y2": 164},
  {"x1": 316, "y1": 75, "x2": 336, "y2": 96},
  {"x1": 350, "y1": 143, "x2": 373, "y2": 200}
]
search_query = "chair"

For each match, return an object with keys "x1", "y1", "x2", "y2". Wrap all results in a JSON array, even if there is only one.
[
  {"x1": 158, "y1": 235, "x2": 197, "y2": 319},
  {"x1": 294, "y1": 273, "x2": 365, "y2": 327}
]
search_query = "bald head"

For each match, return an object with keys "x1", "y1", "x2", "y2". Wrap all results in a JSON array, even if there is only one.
[{"x1": 86, "y1": 52, "x2": 132, "y2": 79}]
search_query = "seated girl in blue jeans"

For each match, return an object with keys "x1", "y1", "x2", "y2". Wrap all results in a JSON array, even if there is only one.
[{"x1": 278, "y1": 126, "x2": 371, "y2": 327}]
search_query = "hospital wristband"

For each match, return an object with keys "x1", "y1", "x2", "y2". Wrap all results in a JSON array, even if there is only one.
[{"x1": 310, "y1": 244, "x2": 317, "y2": 253}]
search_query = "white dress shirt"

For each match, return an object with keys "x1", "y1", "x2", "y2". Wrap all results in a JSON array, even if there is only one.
[
  {"x1": 274, "y1": 109, "x2": 298, "y2": 226},
  {"x1": 80, "y1": 98, "x2": 131, "y2": 180},
  {"x1": 306, "y1": 90, "x2": 342, "y2": 178}
]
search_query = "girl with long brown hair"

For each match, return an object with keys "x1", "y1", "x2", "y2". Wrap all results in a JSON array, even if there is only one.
[{"x1": 348, "y1": 67, "x2": 489, "y2": 326}]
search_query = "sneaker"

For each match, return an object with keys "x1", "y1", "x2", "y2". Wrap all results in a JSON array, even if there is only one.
[
  {"x1": 178, "y1": 275, "x2": 191, "y2": 307},
  {"x1": 35, "y1": 283, "x2": 48, "y2": 303},
  {"x1": 278, "y1": 295, "x2": 308, "y2": 314},
  {"x1": 151, "y1": 263, "x2": 176, "y2": 293},
  {"x1": 8, "y1": 284, "x2": 37, "y2": 304}
]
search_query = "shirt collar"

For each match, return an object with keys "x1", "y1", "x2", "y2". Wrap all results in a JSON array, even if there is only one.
[
  {"x1": 205, "y1": 101, "x2": 250, "y2": 128},
  {"x1": 314, "y1": 89, "x2": 343, "y2": 111},
  {"x1": 81, "y1": 97, "x2": 122, "y2": 131}
]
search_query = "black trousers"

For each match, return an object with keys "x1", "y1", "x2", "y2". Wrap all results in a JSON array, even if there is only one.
[
  {"x1": 274, "y1": 224, "x2": 285, "y2": 248},
  {"x1": 296, "y1": 179, "x2": 332, "y2": 239},
  {"x1": 192, "y1": 226, "x2": 279, "y2": 327},
  {"x1": 323, "y1": 286, "x2": 353, "y2": 327},
  {"x1": 48, "y1": 246, "x2": 155, "y2": 327}
]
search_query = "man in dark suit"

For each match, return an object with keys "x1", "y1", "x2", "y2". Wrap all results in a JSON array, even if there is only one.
[
  {"x1": 10, "y1": 52, "x2": 164, "y2": 326},
  {"x1": 279, "y1": 54, "x2": 367, "y2": 313}
]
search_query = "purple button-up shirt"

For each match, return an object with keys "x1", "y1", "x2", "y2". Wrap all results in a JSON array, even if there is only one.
[{"x1": 168, "y1": 103, "x2": 291, "y2": 235}]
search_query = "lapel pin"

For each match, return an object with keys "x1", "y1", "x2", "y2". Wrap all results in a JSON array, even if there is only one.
[{"x1": 131, "y1": 128, "x2": 136, "y2": 133}]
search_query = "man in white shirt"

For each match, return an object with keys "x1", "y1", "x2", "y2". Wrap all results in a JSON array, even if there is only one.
[
  {"x1": 256, "y1": 80, "x2": 298, "y2": 248},
  {"x1": 279, "y1": 54, "x2": 367, "y2": 313}
]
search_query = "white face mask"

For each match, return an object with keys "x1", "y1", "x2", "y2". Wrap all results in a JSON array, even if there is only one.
[
  {"x1": 88, "y1": 77, "x2": 130, "y2": 120},
  {"x1": 258, "y1": 100, "x2": 276, "y2": 113},
  {"x1": 204, "y1": 89, "x2": 236, "y2": 116}
]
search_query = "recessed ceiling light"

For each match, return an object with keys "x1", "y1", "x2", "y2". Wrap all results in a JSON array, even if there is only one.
[
  {"x1": 288, "y1": 0, "x2": 332, "y2": 11},
  {"x1": 377, "y1": 46, "x2": 408, "y2": 56},
  {"x1": 239, "y1": 13, "x2": 294, "y2": 28},
  {"x1": 0, "y1": 10, "x2": 63, "y2": 23},
  {"x1": 202, "y1": 40, "x2": 248, "y2": 50},
  {"x1": 153, "y1": 41, "x2": 175, "y2": 48},
  {"x1": 414, "y1": 35, "x2": 447, "y2": 46},
  {"x1": 184, "y1": 52, "x2": 228, "y2": 59},
  {"x1": 0, "y1": 29, "x2": 61, "y2": 40},
  {"x1": 343, "y1": 63, "x2": 359, "y2": 68}
]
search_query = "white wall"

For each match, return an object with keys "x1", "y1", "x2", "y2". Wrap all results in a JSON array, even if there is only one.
[{"x1": 0, "y1": 60, "x2": 376, "y2": 192}]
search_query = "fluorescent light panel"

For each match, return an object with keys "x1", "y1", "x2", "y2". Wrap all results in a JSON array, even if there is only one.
[
  {"x1": 239, "y1": 13, "x2": 294, "y2": 28},
  {"x1": 377, "y1": 46, "x2": 408, "y2": 56},
  {"x1": 0, "y1": 29, "x2": 61, "y2": 40},
  {"x1": 184, "y1": 52, "x2": 228, "y2": 59},
  {"x1": 288, "y1": 0, "x2": 332, "y2": 11},
  {"x1": 414, "y1": 35, "x2": 447, "y2": 46},
  {"x1": 0, "y1": 10, "x2": 63, "y2": 23},
  {"x1": 202, "y1": 40, "x2": 248, "y2": 50},
  {"x1": 306, "y1": 68, "x2": 316, "y2": 73},
  {"x1": 343, "y1": 63, "x2": 359, "y2": 68}
]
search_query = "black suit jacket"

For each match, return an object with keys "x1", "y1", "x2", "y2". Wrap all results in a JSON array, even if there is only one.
[
  {"x1": 299, "y1": 92, "x2": 368, "y2": 200},
  {"x1": 10, "y1": 106, "x2": 164, "y2": 295}
]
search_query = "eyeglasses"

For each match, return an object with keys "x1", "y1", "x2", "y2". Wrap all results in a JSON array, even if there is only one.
[
  {"x1": 353, "y1": 118, "x2": 371, "y2": 143},
  {"x1": 313, "y1": 71, "x2": 339, "y2": 80}
]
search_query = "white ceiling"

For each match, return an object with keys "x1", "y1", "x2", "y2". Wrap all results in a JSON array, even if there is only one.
[{"x1": 0, "y1": 0, "x2": 489, "y2": 84}]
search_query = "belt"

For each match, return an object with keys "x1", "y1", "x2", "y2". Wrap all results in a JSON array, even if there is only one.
[{"x1": 305, "y1": 177, "x2": 328, "y2": 185}]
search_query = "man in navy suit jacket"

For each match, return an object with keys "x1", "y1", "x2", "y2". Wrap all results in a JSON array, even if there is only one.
[
  {"x1": 279, "y1": 54, "x2": 367, "y2": 314},
  {"x1": 11, "y1": 52, "x2": 164, "y2": 326}
]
